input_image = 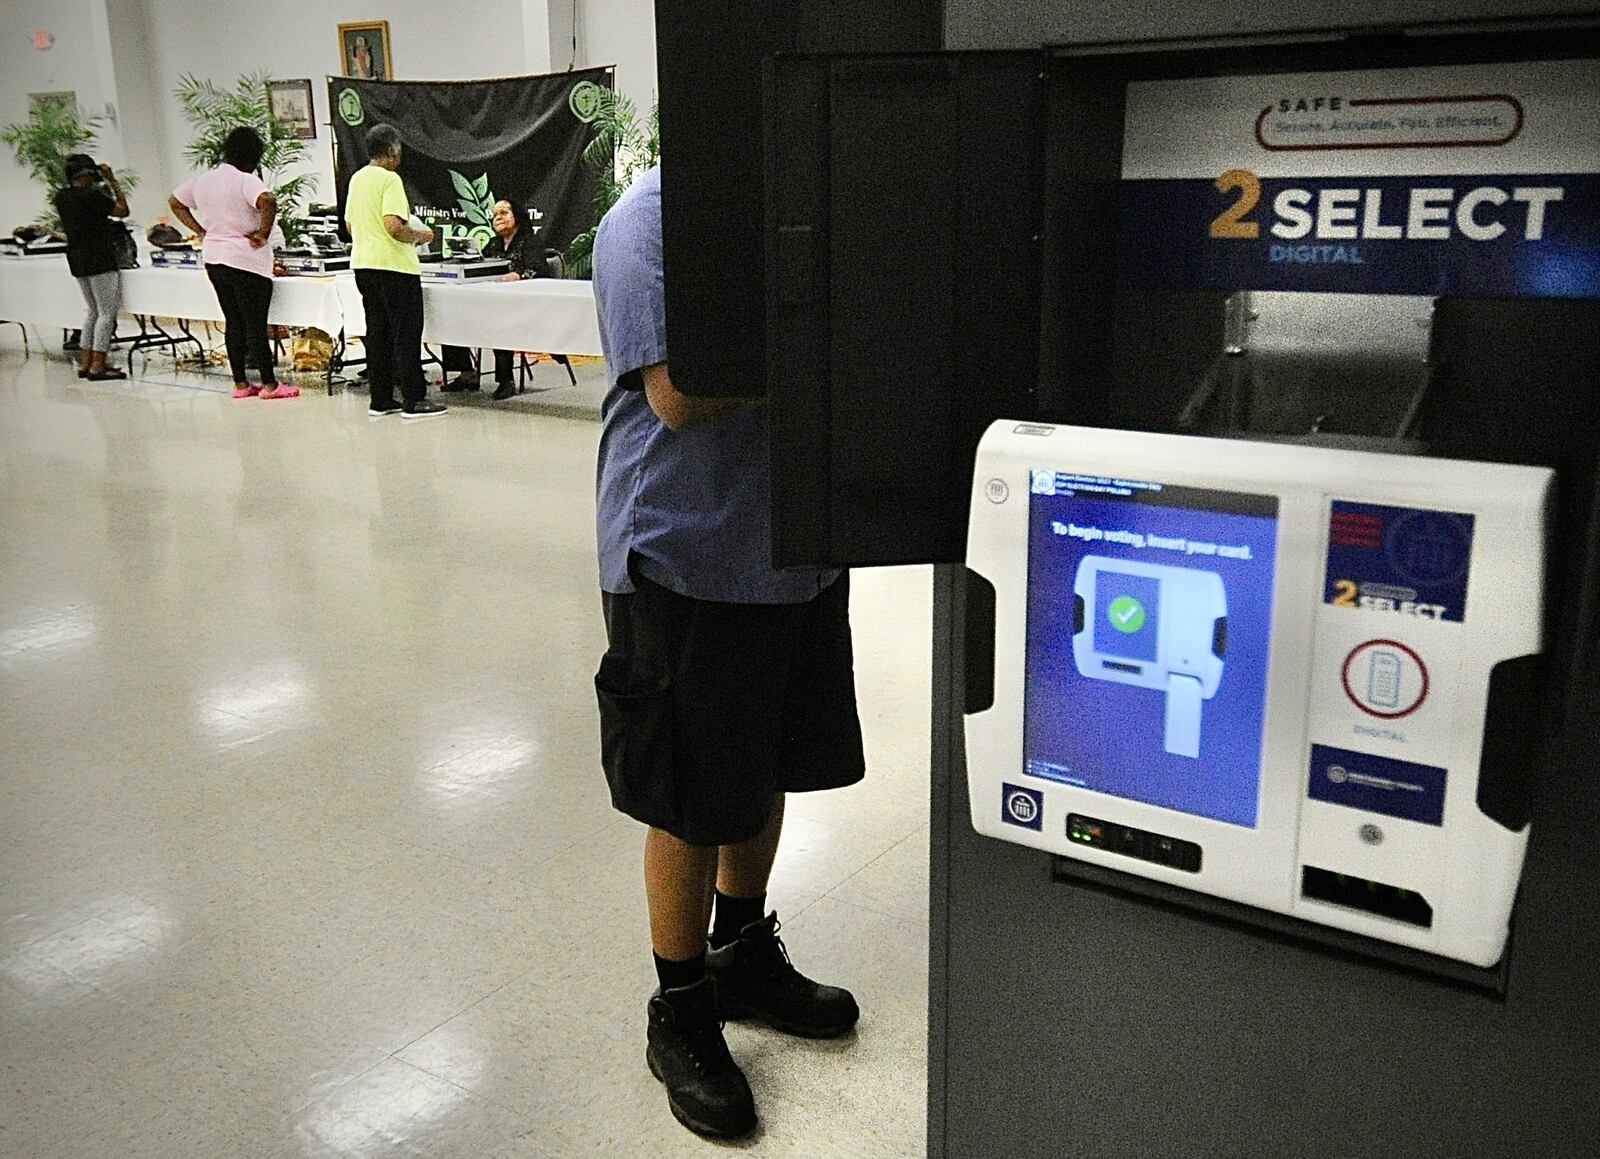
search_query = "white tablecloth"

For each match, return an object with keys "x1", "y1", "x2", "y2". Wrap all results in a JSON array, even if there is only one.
[
  {"x1": 0, "y1": 257, "x2": 603, "y2": 358},
  {"x1": 0, "y1": 257, "x2": 350, "y2": 339},
  {"x1": 335, "y1": 276, "x2": 604, "y2": 356}
]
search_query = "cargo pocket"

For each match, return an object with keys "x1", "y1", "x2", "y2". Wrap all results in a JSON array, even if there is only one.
[{"x1": 594, "y1": 650, "x2": 678, "y2": 828}]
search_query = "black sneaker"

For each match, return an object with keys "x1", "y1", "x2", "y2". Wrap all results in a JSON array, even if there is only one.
[
  {"x1": 707, "y1": 913, "x2": 859, "y2": 1038},
  {"x1": 367, "y1": 400, "x2": 402, "y2": 417},
  {"x1": 441, "y1": 375, "x2": 480, "y2": 393},
  {"x1": 491, "y1": 382, "x2": 516, "y2": 401},
  {"x1": 401, "y1": 399, "x2": 447, "y2": 420},
  {"x1": 646, "y1": 976, "x2": 757, "y2": 1139}
]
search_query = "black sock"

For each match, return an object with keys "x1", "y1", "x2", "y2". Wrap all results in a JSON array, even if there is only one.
[
  {"x1": 654, "y1": 949, "x2": 707, "y2": 991},
  {"x1": 710, "y1": 890, "x2": 767, "y2": 949}
]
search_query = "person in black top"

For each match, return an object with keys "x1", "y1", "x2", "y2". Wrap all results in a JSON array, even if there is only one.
[
  {"x1": 441, "y1": 200, "x2": 548, "y2": 401},
  {"x1": 54, "y1": 153, "x2": 130, "y2": 380}
]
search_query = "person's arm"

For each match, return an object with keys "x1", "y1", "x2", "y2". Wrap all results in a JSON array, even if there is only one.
[
  {"x1": 383, "y1": 215, "x2": 433, "y2": 245},
  {"x1": 99, "y1": 164, "x2": 129, "y2": 218},
  {"x1": 167, "y1": 195, "x2": 204, "y2": 240},
  {"x1": 641, "y1": 362, "x2": 754, "y2": 431},
  {"x1": 246, "y1": 191, "x2": 278, "y2": 248}
]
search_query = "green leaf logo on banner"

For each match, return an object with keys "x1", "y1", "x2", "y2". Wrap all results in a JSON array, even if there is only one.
[
  {"x1": 337, "y1": 88, "x2": 364, "y2": 126},
  {"x1": 569, "y1": 80, "x2": 603, "y2": 124},
  {"x1": 450, "y1": 170, "x2": 496, "y2": 228}
]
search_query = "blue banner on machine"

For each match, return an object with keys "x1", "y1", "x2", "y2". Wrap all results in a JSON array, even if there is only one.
[
  {"x1": 1308, "y1": 744, "x2": 1447, "y2": 825},
  {"x1": 1118, "y1": 173, "x2": 1600, "y2": 298},
  {"x1": 1323, "y1": 501, "x2": 1475, "y2": 622},
  {"x1": 1117, "y1": 60, "x2": 1600, "y2": 299}
]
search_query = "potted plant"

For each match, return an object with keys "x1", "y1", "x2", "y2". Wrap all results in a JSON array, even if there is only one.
[
  {"x1": 565, "y1": 90, "x2": 660, "y2": 277},
  {"x1": 2, "y1": 99, "x2": 138, "y2": 230},
  {"x1": 175, "y1": 72, "x2": 317, "y2": 246}
]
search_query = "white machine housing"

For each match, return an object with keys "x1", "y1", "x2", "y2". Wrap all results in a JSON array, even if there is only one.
[{"x1": 966, "y1": 421, "x2": 1552, "y2": 967}]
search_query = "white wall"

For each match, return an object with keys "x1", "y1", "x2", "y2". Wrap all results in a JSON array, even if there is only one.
[
  {"x1": 0, "y1": 1, "x2": 123, "y2": 227},
  {"x1": 1, "y1": 0, "x2": 661, "y2": 229},
  {"x1": 581, "y1": 0, "x2": 657, "y2": 121},
  {"x1": 136, "y1": 0, "x2": 529, "y2": 219}
]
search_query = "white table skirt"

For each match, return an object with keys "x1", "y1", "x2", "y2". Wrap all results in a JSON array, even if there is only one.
[
  {"x1": 0, "y1": 258, "x2": 347, "y2": 340},
  {"x1": 334, "y1": 275, "x2": 604, "y2": 356}
]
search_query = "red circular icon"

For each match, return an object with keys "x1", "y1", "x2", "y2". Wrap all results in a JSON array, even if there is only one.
[{"x1": 1340, "y1": 638, "x2": 1429, "y2": 719}]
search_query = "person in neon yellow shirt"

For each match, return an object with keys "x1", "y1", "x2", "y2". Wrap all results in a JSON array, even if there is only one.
[{"x1": 345, "y1": 123, "x2": 445, "y2": 419}]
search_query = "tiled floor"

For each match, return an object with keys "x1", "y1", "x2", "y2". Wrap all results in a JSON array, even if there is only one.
[{"x1": 0, "y1": 338, "x2": 932, "y2": 1158}]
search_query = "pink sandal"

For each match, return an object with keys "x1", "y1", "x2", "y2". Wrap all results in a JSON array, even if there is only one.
[
  {"x1": 259, "y1": 385, "x2": 300, "y2": 399},
  {"x1": 232, "y1": 385, "x2": 260, "y2": 399}
]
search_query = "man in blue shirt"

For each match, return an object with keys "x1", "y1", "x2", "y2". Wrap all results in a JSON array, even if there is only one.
[{"x1": 593, "y1": 165, "x2": 866, "y2": 1140}]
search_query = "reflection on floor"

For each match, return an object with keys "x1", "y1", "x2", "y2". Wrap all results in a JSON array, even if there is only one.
[{"x1": 0, "y1": 339, "x2": 931, "y2": 1157}]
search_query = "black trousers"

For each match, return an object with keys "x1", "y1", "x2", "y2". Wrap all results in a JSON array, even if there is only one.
[
  {"x1": 354, "y1": 268, "x2": 426, "y2": 406},
  {"x1": 442, "y1": 344, "x2": 515, "y2": 385},
  {"x1": 205, "y1": 264, "x2": 276, "y2": 385}
]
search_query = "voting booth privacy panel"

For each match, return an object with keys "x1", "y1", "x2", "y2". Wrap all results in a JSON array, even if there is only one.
[{"x1": 728, "y1": 16, "x2": 1600, "y2": 1159}]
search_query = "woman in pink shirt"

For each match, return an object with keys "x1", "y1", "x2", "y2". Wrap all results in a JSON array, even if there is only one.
[{"x1": 168, "y1": 127, "x2": 297, "y2": 399}]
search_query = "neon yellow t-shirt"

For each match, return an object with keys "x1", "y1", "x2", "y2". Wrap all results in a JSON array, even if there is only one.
[{"x1": 345, "y1": 164, "x2": 420, "y2": 274}]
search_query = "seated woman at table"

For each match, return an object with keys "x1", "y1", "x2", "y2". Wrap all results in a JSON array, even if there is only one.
[
  {"x1": 441, "y1": 199, "x2": 545, "y2": 402},
  {"x1": 54, "y1": 154, "x2": 130, "y2": 380},
  {"x1": 168, "y1": 127, "x2": 297, "y2": 399}
]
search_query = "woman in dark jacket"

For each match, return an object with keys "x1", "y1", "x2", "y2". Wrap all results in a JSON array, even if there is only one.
[{"x1": 54, "y1": 153, "x2": 130, "y2": 380}]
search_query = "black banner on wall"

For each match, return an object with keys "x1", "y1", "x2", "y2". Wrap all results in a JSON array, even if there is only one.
[{"x1": 329, "y1": 67, "x2": 611, "y2": 256}]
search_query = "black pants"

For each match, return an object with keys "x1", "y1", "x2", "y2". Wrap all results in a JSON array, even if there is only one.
[
  {"x1": 354, "y1": 268, "x2": 426, "y2": 406},
  {"x1": 205, "y1": 264, "x2": 276, "y2": 385},
  {"x1": 442, "y1": 344, "x2": 515, "y2": 385}
]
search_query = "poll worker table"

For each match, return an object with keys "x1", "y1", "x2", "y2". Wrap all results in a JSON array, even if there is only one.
[
  {"x1": 331, "y1": 275, "x2": 603, "y2": 394},
  {"x1": 0, "y1": 256, "x2": 347, "y2": 369}
]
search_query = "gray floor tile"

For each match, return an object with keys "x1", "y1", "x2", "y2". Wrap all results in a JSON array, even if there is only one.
[{"x1": 0, "y1": 340, "x2": 929, "y2": 1157}]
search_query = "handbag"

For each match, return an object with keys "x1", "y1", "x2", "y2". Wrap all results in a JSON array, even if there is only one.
[{"x1": 112, "y1": 224, "x2": 138, "y2": 269}]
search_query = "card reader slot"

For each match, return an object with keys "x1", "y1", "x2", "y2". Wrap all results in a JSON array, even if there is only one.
[{"x1": 1301, "y1": 866, "x2": 1433, "y2": 928}]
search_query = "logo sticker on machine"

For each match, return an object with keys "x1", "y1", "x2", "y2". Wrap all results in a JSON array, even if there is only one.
[
  {"x1": 1325, "y1": 501, "x2": 1475, "y2": 622},
  {"x1": 1001, "y1": 784, "x2": 1044, "y2": 831},
  {"x1": 1308, "y1": 743, "x2": 1446, "y2": 825}
]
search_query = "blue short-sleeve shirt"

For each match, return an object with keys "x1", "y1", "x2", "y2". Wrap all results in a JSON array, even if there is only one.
[{"x1": 593, "y1": 166, "x2": 839, "y2": 604}]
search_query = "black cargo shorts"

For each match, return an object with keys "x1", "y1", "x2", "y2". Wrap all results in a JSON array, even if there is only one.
[{"x1": 595, "y1": 562, "x2": 866, "y2": 846}]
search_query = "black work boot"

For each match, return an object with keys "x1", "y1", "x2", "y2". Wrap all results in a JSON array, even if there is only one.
[
  {"x1": 707, "y1": 912, "x2": 860, "y2": 1038},
  {"x1": 645, "y1": 975, "x2": 757, "y2": 1139}
]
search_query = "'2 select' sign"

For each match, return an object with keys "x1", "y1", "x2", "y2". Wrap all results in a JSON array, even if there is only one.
[
  {"x1": 1117, "y1": 61, "x2": 1600, "y2": 300},
  {"x1": 1119, "y1": 172, "x2": 1600, "y2": 298}
]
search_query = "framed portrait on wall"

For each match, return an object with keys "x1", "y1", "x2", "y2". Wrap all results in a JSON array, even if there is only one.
[
  {"x1": 267, "y1": 79, "x2": 316, "y2": 139},
  {"x1": 338, "y1": 21, "x2": 392, "y2": 81}
]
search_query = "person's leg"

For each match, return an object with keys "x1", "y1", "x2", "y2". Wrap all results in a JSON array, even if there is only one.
[
  {"x1": 206, "y1": 266, "x2": 252, "y2": 389},
  {"x1": 646, "y1": 827, "x2": 719, "y2": 967},
  {"x1": 393, "y1": 275, "x2": 426, "y2": 406},
  {"x1": 357, "y1": 269, "x2": 395, "y2": 409},
  {"x1": 242, "y1": 271, "x2": 278, "y2": 387},
  {"x1": 704, "y1": 580, "x2": 861, "y2": 1038},
  {"x1": 710, "y1": 796, "x2": 783, "y2": 947},
  {"x1": 76, "y1": 276, "x2": 98, "y2": 376},
  {"x1": 491, "y1": 349, "x2": 516, "y2": 399},
  {"x1": 599, "y1": 579, "x2": 755, "y2": 1139},
  {"x1": 441, "y1": 345, "x2": 479, "y2": 390},
  {"x1": 86, "y1": 273, "x2": 124, "y2": 379},
  {"x1": 244, "y1": 272, "x2": 296, "y2": 398}
]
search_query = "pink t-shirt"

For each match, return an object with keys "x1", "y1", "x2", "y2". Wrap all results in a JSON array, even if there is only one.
[{"x1": 173, "y1": 164, "x2": 273, "y2": 278}]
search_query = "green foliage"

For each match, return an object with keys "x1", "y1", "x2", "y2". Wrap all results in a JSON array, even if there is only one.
[
  {"x1": 450, "y1": 169, "x2": 496, "y2": 227},
  {"x1": 175, "y1": 72, "x2": 318, "y2": 245},
  {"x1": 564, "y1": 90, "x2": 660, "y2": 277},
  {"x1": 1, "y1": 100, "x2": 138, "y2": 230}
]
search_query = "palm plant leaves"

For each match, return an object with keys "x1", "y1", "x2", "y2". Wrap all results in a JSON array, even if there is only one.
[
  {"x1": 565, "y1": 88, "x2": 660, "y2": 276},
  {"x1": 175, "y1": 71, "x2": 318, "y2": 243},
  {"x1": 1, "y1": 101, "x2": 137, "y2": 228}
]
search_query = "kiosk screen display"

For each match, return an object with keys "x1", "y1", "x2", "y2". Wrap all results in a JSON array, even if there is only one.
[{"x1": 1023, "y1": 472, "x2": 1279, "y2": 827}]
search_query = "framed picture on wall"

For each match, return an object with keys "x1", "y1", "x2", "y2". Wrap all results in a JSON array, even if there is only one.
[
  {"x1": 338, "y1": 21, "x2": 392, "y2": 81},
  {"x1": 267, "y1": 79, "x2": 316, "y2": 139}
]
